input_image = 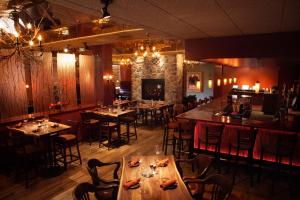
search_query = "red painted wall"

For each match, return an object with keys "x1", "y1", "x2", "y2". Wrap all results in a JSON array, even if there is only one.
[{"x1": 214, "y1": 65, "x2": 279, "y2": 98}]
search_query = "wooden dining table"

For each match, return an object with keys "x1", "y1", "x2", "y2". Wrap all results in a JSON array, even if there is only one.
[
  {"x1": 137, "y1": 102, "x2": 169, "y2": 124},
  {"x1": 8, "y1": 120, "x2": 70, "y2": 137},
  {"x1": 7, "y1": 119, "x2": 71, "y2": 177},
  {"x1": 117, "y1": 155, "x2": 192, "y2": 200}
]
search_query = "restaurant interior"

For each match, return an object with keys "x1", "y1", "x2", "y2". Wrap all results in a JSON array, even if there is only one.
[{"x1": 0, "y1": 0, "x2": 300, "y2": 200}]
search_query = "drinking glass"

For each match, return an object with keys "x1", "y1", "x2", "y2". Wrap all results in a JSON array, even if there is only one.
[{"x1": 155, "y1": 144, "x2": 160, "y2": 155}]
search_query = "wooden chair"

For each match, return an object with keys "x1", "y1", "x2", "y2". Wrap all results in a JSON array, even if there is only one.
[
  {"x1": 198, "y1": 124, "x2": 224, "y2": 172},
  {"x1": 87, "y1": 158, "x2": 120, "y2": 200},
  {"x1": 9, "y1": 129, "x2": 43, "y2": 188},
  {"x1": 184, "y1": 174, "x2": 232, "y2": 200},
  {"x1": 228, "y1": 128, "x2": 257, "y2": 186},
  {"x1": 119, "y1": 111, "x2": 138, "y2": 143},
  {"x1": 73, "y1": 182, "x2": 119, "y2": 200},
  {"x1": 176, "y1": 154, "x2": 212, "y2": 179},
  {"x1": 80, "y1": 111, "x2": 100, "y2": 145},
  {"x1": 174, "y1": 104, "x2": 185, "y2": 116},
  {"x1": 173, "y1": 121, "x2": 195, "y2": 159},
  {"x1": 54, "y1": 120, "x2": 82, "y2": 170}
]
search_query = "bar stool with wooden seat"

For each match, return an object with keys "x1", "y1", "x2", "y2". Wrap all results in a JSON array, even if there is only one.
[
  {"x1": 119, "y1": 111, "x2": 138, "y2": 143},
  {"x1": 54, "y1": 120, "x2": 82, "y2": 170},
  {"x1": 80, "y1": 111, "x2": 100, "y2": 145},
  {"x1": 162, "y1": 111, "x2": 179, "y2": 155},
  {"x1": 173, "y1": 121, "x2": 195, "y2": 159},
  {"x1": 258, "y1": 131, "x2": 298, "y2": 197},
  {"x1": 198, "y1": 124, "x2": 224, "y2": 172},
  {"x1": 9, "y1": 129, "x2": 43, "y2": 188},
  {"x1": 98, "y1": 116, "x2": 119, "y2": 150},
  {"x1": 228, "y1": 128, "x2": 257, "y2": 186}
]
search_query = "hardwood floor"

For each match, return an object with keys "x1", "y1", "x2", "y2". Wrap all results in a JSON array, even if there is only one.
[{"x1": 0, "y1": 124, "x2": 299, "y2": 200}]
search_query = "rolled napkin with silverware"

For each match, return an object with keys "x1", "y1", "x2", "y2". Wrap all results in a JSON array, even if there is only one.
[
  {"x1": 156, "y1": 158, "x2": 169, "y2": 167},
  {"x1": 123, "y1": 178, "x2": 141, "y2": 190},
  {"x1": 160, "y1": 179, "x2": 177, "y2": 190},
  {"x1": 15, "y1": 122, "x2": 23, "y2": 128},
  {"x1": 128, "y1": 158, "x2": 140, "y2": 167}
]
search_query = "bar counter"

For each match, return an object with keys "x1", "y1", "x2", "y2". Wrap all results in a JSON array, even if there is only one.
[{"x1": 176, "y1": 100, "x2": 300, "y2": 166}]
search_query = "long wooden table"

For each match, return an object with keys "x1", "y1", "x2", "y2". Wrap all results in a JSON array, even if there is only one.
[{"x1": 117, "y1": 155, "x2": 192, "y2": 200}]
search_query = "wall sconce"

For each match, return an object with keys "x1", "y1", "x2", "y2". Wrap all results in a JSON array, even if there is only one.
[
  {"x1": 103, "y1": 74, "x2": 113, "y2": 82},
  {"x1": 223, "y1": 78, "x2": 227, "y2": 85},
  {"x1": 233, "y1": 77, "x2": 237, "y2": 83},
  {"x1": 217, "y1": 79, "x2": 221, "y2": 86},
  {"x1": 229, "y1": 78, "x2": 232, "y2": 84},
  {"x1": 196, "y1": 81, "x2": 201, "y2": 90},
  {"x1": 25, "y1": 84, "x2": 30, "y2": 89},
  {"x1": 208, "y1": 79, "x2": 213, "y2": 89}
]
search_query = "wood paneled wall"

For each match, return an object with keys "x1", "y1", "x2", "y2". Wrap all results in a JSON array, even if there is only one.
[
  {"x1": 57, "y1": 53, "x2": 77, "y2": 108},
  {"x1": 31, "y1": 52, "x2": 54, "y2": 113},
  {"x1": 79, "y1": 55, "x2": 96, "y2": 105},
  {"x1": 0, "y1": 54, "x2": 27, "y2": 119}
]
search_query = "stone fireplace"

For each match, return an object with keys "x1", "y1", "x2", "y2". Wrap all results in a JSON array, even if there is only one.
[{"x1": 141, "y1": 79, "x2": 165, "y2": 100}]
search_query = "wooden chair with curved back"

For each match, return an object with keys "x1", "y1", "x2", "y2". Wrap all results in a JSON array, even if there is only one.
[
  {"x1": 73, "y1": 182, "x2": 119, "y2": 200},
  {"x1": 176, "y1": 154, "x2": 213, "y2": 179},
  {"x1": 184, "y1": 174, "x2": 232, "y2": 200},
  {"x1": 87, "y1": 158, "x2": 120, "y2": 200}
]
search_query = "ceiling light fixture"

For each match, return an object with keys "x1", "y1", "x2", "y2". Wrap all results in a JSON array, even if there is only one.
[
  {"x1": 101, "y1": 0, "x2": 112, "y2": 20},
  {"x1": 0, "y1": 4, "x2": 44, "y2": 61},
  {"x1": 134, "y1": 34, "x2": 161, "y2": 59}
]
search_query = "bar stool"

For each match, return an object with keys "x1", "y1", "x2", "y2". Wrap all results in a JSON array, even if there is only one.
[
  {"x1": 10, "y1": 129, "x2": 43, "y2": 187},
  {"x1": 54, "y1": 120, "x2": 82, "y2": 170},
  {"x1": 173, "y1": 121, "x2": 195, "y2": 159},
  {"x1": 98, "y1": 116, "x2": 119, "y2": 150},
  {"x1": 80, "y1": 111, "x2": 100, "y2": 145},
  {"x1": 228, "y1": 128, "x2": 257, "y2": 186},
  {"x1": 258, "y1": 131, "x2": 298, "y2": 197},
  {"x1": 119, "y1": 111, "x2": 138, "y2": 143},
  {"x1": 198, "y1": 124, "x2": 224, "y2": 172},
  {"x1": 162, "y1": 111, "x2": 179, "y2": 155}
]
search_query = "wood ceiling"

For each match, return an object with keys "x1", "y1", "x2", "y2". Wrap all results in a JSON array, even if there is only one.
[{"x1": 49, "y1": 0, "x2": 300, "y2": 39}]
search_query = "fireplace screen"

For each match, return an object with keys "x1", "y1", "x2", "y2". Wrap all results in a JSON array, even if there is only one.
[{"x1": 142, "y1": 79, "x2": 165, "y2": 100}]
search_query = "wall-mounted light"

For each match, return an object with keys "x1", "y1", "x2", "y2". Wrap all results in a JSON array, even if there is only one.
[
  {"x1": 208, "y1": 79, "x2": 213, "y2": 89},
  {"x1": 217, "y1": 79, "x2": 221, "y2": 86},
  {"x1": 64, "y1": 46, "x2": 69, "y2": 53},
  {"x1": 233, "y1": 77, "x2": 237, "y2": 83},
  {"x1": 196, "y1": 81, "x2": 201, "y2": 90},
  {"x1": 103, "y1": 74, "x2": 113, "y2": 82},
  {"x1": 229, "y1": 78, "x2": 232, "y2": 84},
  {"x1": 25, "y1": 84, "x2": 30, "y2": 89},
  {"x1": 223, "y1": 78, "x2": 227, "y2": 85}
]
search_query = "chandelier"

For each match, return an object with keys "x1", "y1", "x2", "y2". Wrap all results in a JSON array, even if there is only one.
[
  {"x1": 0, "y1": 5, "x2": 44, "y2": 61},
  {"x1": 134, "y1": 40, "x2": 161, "y2": 59}
]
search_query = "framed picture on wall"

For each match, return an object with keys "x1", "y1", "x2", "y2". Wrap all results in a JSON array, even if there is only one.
[{"x1": 186, "y1": 72, "x2": 203, "y2": 92}]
